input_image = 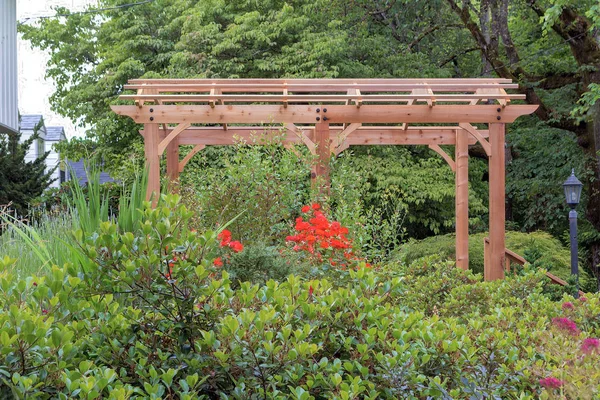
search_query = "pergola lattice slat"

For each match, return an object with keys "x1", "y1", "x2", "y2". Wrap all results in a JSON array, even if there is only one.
[{"x1": 112, "y1": 78, "x2": 537, "y2": 282}]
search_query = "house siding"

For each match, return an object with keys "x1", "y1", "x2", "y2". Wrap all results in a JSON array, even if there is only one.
[
  {"x1": 0, "y1": 0, "x2": 18, "y2": 132},
  {"x1": 45, "y1": 140, "x2": 61, "y2": 188}
]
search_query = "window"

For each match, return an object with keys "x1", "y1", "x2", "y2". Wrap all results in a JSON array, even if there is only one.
[{"x1": 37, "y1": 138, "x2": 44, "y2": 158}]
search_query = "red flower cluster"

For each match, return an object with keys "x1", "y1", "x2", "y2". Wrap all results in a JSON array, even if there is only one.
[
  {"x1": 286, "y1": 204, "x2": 351, "y2": 255},
  {"x1": 539, "y1": 376, "x2": 564, "y2": 389},
  {"x1": 581, "y1": 337, "x2": 600, "y2": 354},
  {"x1": 562, "y1": 301, "x2": 574, "y2": 310},
  {"x1": 552, "y1": 317, "x2": 580, "y2": 336},
  {"x1": 218, "y1": 230, "x2": 244, "y2": 253}
]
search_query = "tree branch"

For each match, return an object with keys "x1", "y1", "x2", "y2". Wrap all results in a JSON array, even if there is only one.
[
  {"x1": 408, "y1": 24, "x2": 463, "y2": 50},
  {"x1": 440, "y1": 46, "x2": 480, "y2": 67}
]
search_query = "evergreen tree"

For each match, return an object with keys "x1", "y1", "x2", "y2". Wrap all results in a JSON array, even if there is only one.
[{"x1": 0, "y1": 124, "x2": 55, "y2": 216}]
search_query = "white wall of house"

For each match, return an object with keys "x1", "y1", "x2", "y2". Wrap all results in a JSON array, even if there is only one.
[
  {"x1": 45, "y1": 140, "x2": 60, "y2": 188},
  {"x1": 21, "y1": 126, "x2": 46, "y2": 163}
]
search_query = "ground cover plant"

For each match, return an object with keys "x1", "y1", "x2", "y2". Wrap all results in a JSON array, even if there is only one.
[{"x1": 1, "y1": 194, "x2": 599, "y2": 399}]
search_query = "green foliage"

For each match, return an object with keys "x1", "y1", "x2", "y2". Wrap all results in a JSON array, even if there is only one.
[
  {"x1": 19, "y1": 0, "x2": 452, "y2": 170},
  {"x1": 572, "y1": 83, "x2": 600, "y2": 122},
  {"x1": 337, "y1": 146, "x2": 488, "y2": 238},
  {"x1": 0, "y1": 210, "x2": 75, "y2": 279},
  {"x1": 507, "y1": 119, "x2": 592, "y2": 235},
  {"x1": 0, "y1": 165, "x2": 149, "y2": 280},
  {"x1": 180, "y1": 131, "x2": 312, "y2": 242},
  {"x1": 182, "y1": 140, "x2": 489, "y2": 262},
  {"x1": 224, "y1": 243, "x2": 292, "y2": 288},
  {"x1": 0, "y1": 127, "x2": 55, "y2": 216},
  {"x1": 394, "y1": 230, "x2": 596, "y2": 291},
  {"x1": 66, "y1": 163, "x2": 110, "y2": 236},
  {"x1": 2, "y1": 196, "x2": 600, "y2": 398},
  {"x1": 117, "y1": 168, "x2": 148, "y2": 233}
]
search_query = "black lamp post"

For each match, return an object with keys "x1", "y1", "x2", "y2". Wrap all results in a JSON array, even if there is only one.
[{"x1": 563, "y1": 169, "x2": 583, "y2": 297}]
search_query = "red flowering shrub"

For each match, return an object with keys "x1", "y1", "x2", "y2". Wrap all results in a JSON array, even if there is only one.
[
  {"x1": 581, "y1": 337, "x2": 600, "y2": 355},
  {"x1": 218, "y1": 229, "x2": 244, "y2": 253},
  {"x1": 539, "y1": 376, "x2": 564, "y2": 389},
  {"x1": 285, "y1": 204, "x2": 370, "y2": 270},
  {"x1": 552, "y1": 317, "x2": 580, "y2": 336},
  {"x1": 212, "y1": 229, "x2": 245, "y2": 269}
]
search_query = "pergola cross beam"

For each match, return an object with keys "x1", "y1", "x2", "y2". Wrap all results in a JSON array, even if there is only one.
[{"x1": 112, "y1": 78, "x2": 537, "y2": 282}]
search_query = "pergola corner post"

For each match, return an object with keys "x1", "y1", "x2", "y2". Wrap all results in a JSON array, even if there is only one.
[
  {"x1": 144, "y1": 122, "x2": 161, "y2": 206},
  {"x1": 312, "y1": 121, "x2": 331, "y2": 195},
  {"x1": 455, "y1": 128, "x2": 469, "y2": 270},
  {"x1": 486, "y1": 123, "x2": 506, "y2": 281},
  {"x1": 166, "y1": 138, "x2": 180, "y2": 191}
]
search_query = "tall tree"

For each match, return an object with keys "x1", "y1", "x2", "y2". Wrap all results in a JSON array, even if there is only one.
[
  {"x1": 355, "y1": 0, "x2": 600, "y2": 278},
  {"x1": 0, "y1": 128, "x2": 55, "y2": 216},
  {"x1": 439, "y1": 0, "x2": 600, "y2": 282},
  {"x1": 19, "y1": 0, "x2": 449, "y2": 171}
]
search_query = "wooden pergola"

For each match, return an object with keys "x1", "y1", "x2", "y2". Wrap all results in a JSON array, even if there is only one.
[{"x1": 112, "y1": 78, "x2": 537, "y2": 281}]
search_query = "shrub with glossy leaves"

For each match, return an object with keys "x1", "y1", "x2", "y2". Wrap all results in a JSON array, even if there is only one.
[{"x1": 1, "y1": 196, "x2": 600, "y2": 399}]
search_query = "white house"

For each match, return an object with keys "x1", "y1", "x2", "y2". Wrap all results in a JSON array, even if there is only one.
[
  {"x1": 20, "y1": 114, "x2": 69, "y2": 188},
  {"x1": 45, "y1": 126, "x2": 68, "y2": 187}
]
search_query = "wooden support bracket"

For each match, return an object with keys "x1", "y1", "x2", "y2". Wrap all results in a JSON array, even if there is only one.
[
  {"x1": 402, "y1": 98, "x2": 416, "y2": 131},
  {"x1": 286, "y1": 123, "x2": 316, "y2": 155},
  {"x1": 428, "y1": 144, "x2": 456, "y2": 172},
  {"x1": 348, "y1": 88, "x2": 362, "y2": 108},
  {"x1": 135, "y1": 88, "x2": 145, "y2": 107},
  {"x1": 331, "y1": 123, "x2": 361, "y2": 153},
  {"x1": 209, "y1": 88, "x2": 227, "y2": 130},
  {"x1": 178, "y1": 144, "x2": 205, "y2": 172},
  {"x1": 209, "y1": 87, "x2": 217, "y2": 108},
  {"x1": 413, "y1": 85, "x2": 435, "y2": 107},
  {"x1": 460, "y1": 123, "x2": 491, "y2": 157},
  {"x1": 470, "y1": 87, "x2": 510, "y2": 107},
  {"x1": 158, "y1": 122, "x2": 191, "y2": 155}
]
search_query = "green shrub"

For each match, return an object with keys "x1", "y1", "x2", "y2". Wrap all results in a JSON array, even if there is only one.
[
  {"x1": 2, "y1": 196, "x2": 600, "y2": 399},
  {"x1": 393, "y1": 231, "x2": 595, "y2": 288},
  {"x1": 224, "y1": 243, "x2": 293, "y2": 288},
  {"x1": 180, "y1": 131, "x2": 313, "y2": 244},
  {"x1": 1, "y1": 166, "x2": 148, "y2": 280},
  {"x1": 180, "y1": 134, "x2": 490, "y2": 261}
]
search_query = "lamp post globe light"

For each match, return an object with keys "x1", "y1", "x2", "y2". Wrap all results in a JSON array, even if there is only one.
[{"x1": 563, "y1": 169, "x2": 583, "y2": 298}]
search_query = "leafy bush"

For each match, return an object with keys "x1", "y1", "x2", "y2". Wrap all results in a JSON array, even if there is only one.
[
  {"x1": 180, "y1": 133, "x2": 491, "y2": 262},
  {"x1": 2, "y1": 195, "x2": 600, "y2": 399},
  {"x1": 506, "y1": 119, "x2": 592, "y2": 236},
  {"x1": 394, "y1": 231, "x2": 595, "y2": 288},
  {"x1": 180, "y1": 131, "x2": 313, "y2": 244},
  {"x1": 224, "y1": 243, "x2": 292, "y2": 288}
]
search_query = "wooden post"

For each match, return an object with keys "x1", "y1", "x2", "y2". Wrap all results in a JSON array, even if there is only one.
[
  {"x1": 455, "y1": 129, "x2": 469, "y2": 270},
  {"x1": 144, "y1": 122, "x2": 160, "y2": 205},
  {"x1": 486, "y1": 123, "x2": 506, "y2": 281},
  {"x1": 313, "y1": 121, "x2": 331, "y2": 193},
  {"x1": 166, "y1": 137, "x2": 179, "y2": 191}
]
